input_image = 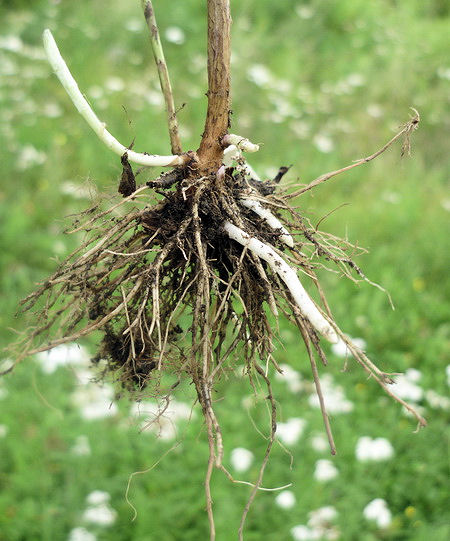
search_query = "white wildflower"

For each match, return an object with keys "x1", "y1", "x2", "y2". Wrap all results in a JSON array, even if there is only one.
[
  {"x1": 437, "y1": 66, "x2": 450, "y2": 80},
  {"x1": 43, "y1": 102, "x2": 63, "y2": 118},
  {"x1": 68, "y1": 527, "x2": 97, "y2": 541},
  {"x1": 308, "y1": 374, "x2": 354, "y2": 414},
  {"x1": 277, "y1": 418, "x2": 307, "y2": 445},
  {"x1": 331, "y1": 337, "x2": 366, "y2": 358},
  {"x1": 105, "y1": 76, "x2": 125, "y2": 93},
  {"x1": 405, "y1": 368, "x2": 422, "y2": 382},
  {"x1": 230, "y1": 447, "x2": 254, "y2": 472},
  {"x1": 308, "y1": 506, "x2": 338, "y2": 528},
  {"x1": 275, "y1": 490, "x2": 296, "y2": 509},
  {"x1": 310, "y1": 433, "x2": 329, "y2": 453},
  {"x1": 71, "y1": 384, "x2": 118, "y2": 421},
  {"x1": 313, "y1": 134, "x2": 334, "y2": 153},
  {"x1": 165, "y1": 26, "x2": 185, "y2": 45},
  {"x1": 36, "y1": 344, "x2": 88, "y2": 374},
  {"x1": 290, "y1": 525, "x2": 319, "y2": 540},
  {"x1": 145, "y1": 89, "x2": 164, "y2": 106},
  {"x1": 17, "y1": 145, "x2": 46, "y2": 170},
  {"x1": 125, "y1": 18, "x2": 143, "y2": 33},
  {"x1": 363, "y1": 498, "x2": 392, "y2": 528},
  {"x1": 274, "y1": 364, "x2": 304, "y2": 393},
  {"x1": 88, "y1": 85, "x2": 104, "y2": 100},
  {"x1": 86, "y1": 491, "x2": 110, "y2": 506},
  {"x1": 0, "y1": 35, "x2": 23, "y2": 52},
  {"x1": 314, "y1": 459, "x2": 338, "y2": 482},
  {"x1": 446, "y1": 365, "x2": 450, "y2": 386},
  {"x1": 296, "y1": 6, "x2": 315, "y2": 19},
  {"x1": 306, "y1": 506, "x2": 340, "y2": 539},
  {"x1": 60, "y1": 180, "x2": 96, "y2": 199},
  {"x1": 425, "y1": 390, "x2": 450, "y2": 410},
  {"x1": 247, "y1": 64, "x2": 272, "y2": 87},
  {"x1": 0, "y1": 424, "x2": 8, "y2": 438},
  {"x1": 132, "y1": 400, "x2": 194, "y2": 440},
  {"x1": 82, "y1": 491, "x2": 117, "y2": 527},
  {"x1": 82, "y1": 504, "x2": 117, "y2": 527},
  {"x1": 355, "y1": 437, "x2": 394, "y2": 462},
  {"x1": 391, "y1": 374, "x2": 423, "y2": 402}
]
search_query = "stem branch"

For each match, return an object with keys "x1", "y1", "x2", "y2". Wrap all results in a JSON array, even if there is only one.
[{"x1": 142, "y1": 1, "x2": 183, "y2": 154}]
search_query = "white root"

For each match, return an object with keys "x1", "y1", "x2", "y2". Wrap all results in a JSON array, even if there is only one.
[
  {"x1": 222, "y1": 148, "x2": 292, "y2": 247},
  {"x1": 240, "y1": 199, "x2": 294, "y2": 248},
  {"x1": 223, "y1": 144, "x2": 240, "y2": 166},
  {"x1": 222, "y1": 134, "x2": 260, "y2": 153},
  {"x1": 43, "y1": 29, "x2": 184, "y2": 167},
  {"x1": 223, "y1": 222, "x2": 338, "y2": 343}
]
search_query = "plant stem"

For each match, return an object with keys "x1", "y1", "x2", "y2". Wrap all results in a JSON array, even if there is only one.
[
  {"x1": 197, "y1": 0, "x2": 232, "y2": 171},
  {"x1": 142, "y1": 1, "x2": 183, "y2": 155},
  {"x1": 42, "y1": 29, "x2": 185, "y2": 167}
]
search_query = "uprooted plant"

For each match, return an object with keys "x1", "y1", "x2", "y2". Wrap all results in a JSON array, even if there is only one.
[{"x1": 6, "y1": 1, "x2": 425, "y2": 539}]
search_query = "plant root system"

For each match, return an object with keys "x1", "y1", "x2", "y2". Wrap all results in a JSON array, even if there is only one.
[{"x1": 8, "y1": 150, "x2": 425, "y2": 538}]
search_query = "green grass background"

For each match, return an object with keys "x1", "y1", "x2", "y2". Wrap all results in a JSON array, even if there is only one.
[{"x1": 0, "y1": 0, "x2": 449, "y2": 539}]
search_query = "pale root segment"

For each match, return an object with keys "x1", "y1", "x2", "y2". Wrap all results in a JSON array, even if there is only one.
[
  {"x1": 240, "y1": 199, "x2": 294, "y2": 248},
  {"x1": 222, "y1": 134, "x2": 260, "y2": 153},
  {"x1": 42, "y1": 29, "x2": 184, "y2": 167},
  {"x1": 223, "y1": 222, "x2": 338, "y2": 343}
]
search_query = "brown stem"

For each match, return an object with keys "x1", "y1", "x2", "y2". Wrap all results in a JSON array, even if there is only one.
[{"x1": 197, "y1": 0, "x2": 231, "y2": 172}]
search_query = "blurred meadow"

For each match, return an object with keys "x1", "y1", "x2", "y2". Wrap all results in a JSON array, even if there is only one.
[{"x1": 0, "y1": 0, "x2": 449, "y2": 540}]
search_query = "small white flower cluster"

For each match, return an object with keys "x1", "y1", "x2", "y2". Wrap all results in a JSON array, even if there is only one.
[
  {"x1": 68, "y1": 491, "x2": 116, "y2": 540},
  {"x1": 247, "y1": 64, "x2": 272, "y2": 87},
  {"x1": 71, "y1": 382, "x2": 118, "y2": 421},
  {"x1": 313, "y1": 134, "x2": 334, "y2": 154},
  {"x1": 310, "y1": 433, "x2": 329, "y2": 453},
  {"x1": 313, "y1": 459, "x2": 338, "y2": 482},
  {"x1": 277, "y1": 418, "x2": 307, "y2": 446},
  {"x1": 363, "y1": 498, "x2": 392, "y2": 528},
  {"x1": 36, "y1": 344, "x2": 89, "y2": 374},
  {"x1": 230, "y1": 447, "x2": 254, "y2": 473},
  {"x1": 308, "y1": 374, "x2": 354, "y2": 414},
  {"x1": 274, "y1": 364, "x2": 304, "y2": 393},
  {"x1": 67, "y1": 527, "x2": 96, "y2": 541},
  {"x1": 291, "y1": 506, "x2": 339, "y2": 540},
  {"x1": 17, "y1": 144, "x2": 47, "y2": 170},
  {"x1": 331, "y1": 337, "x2": 366, "y2": 358},
  {"x1": 60, "y1": 181, "x2": 97, "y2": 200},
  {"x1": 0, "y1": 424, "x2": 9, "y2": 438},
  {"x1": 391, "y1": 368, "x2": 423, "y2": 402},
  {"x1": 104, "y1": 76, "x2": 125, "y2": 93},
  {"x1": 275, "y1": 490, "x2": 296, "y2": 510},
  {"x1": 131, "y1": 400, "x2": 194, "y2": 440},
  {"x1": 165, "y1": 27, "x2": 185, "y2": 45},
  {"x1": 125, "y1": 18, "x2": 144, "y2": 33},
  {"x1": 82, "y1": 491, "x2": 117, "y2": 527},
  {"x1": 425, "y1": 389, "x2": 450, "y2": 411},
  {"x1": 355, "y1": 436, "x2": 394, "y2": 462}
]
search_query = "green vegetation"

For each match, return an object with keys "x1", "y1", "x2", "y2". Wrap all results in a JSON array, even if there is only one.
[{"x1": 0, "y1": 1, "x2": 448, "y2": 540}]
